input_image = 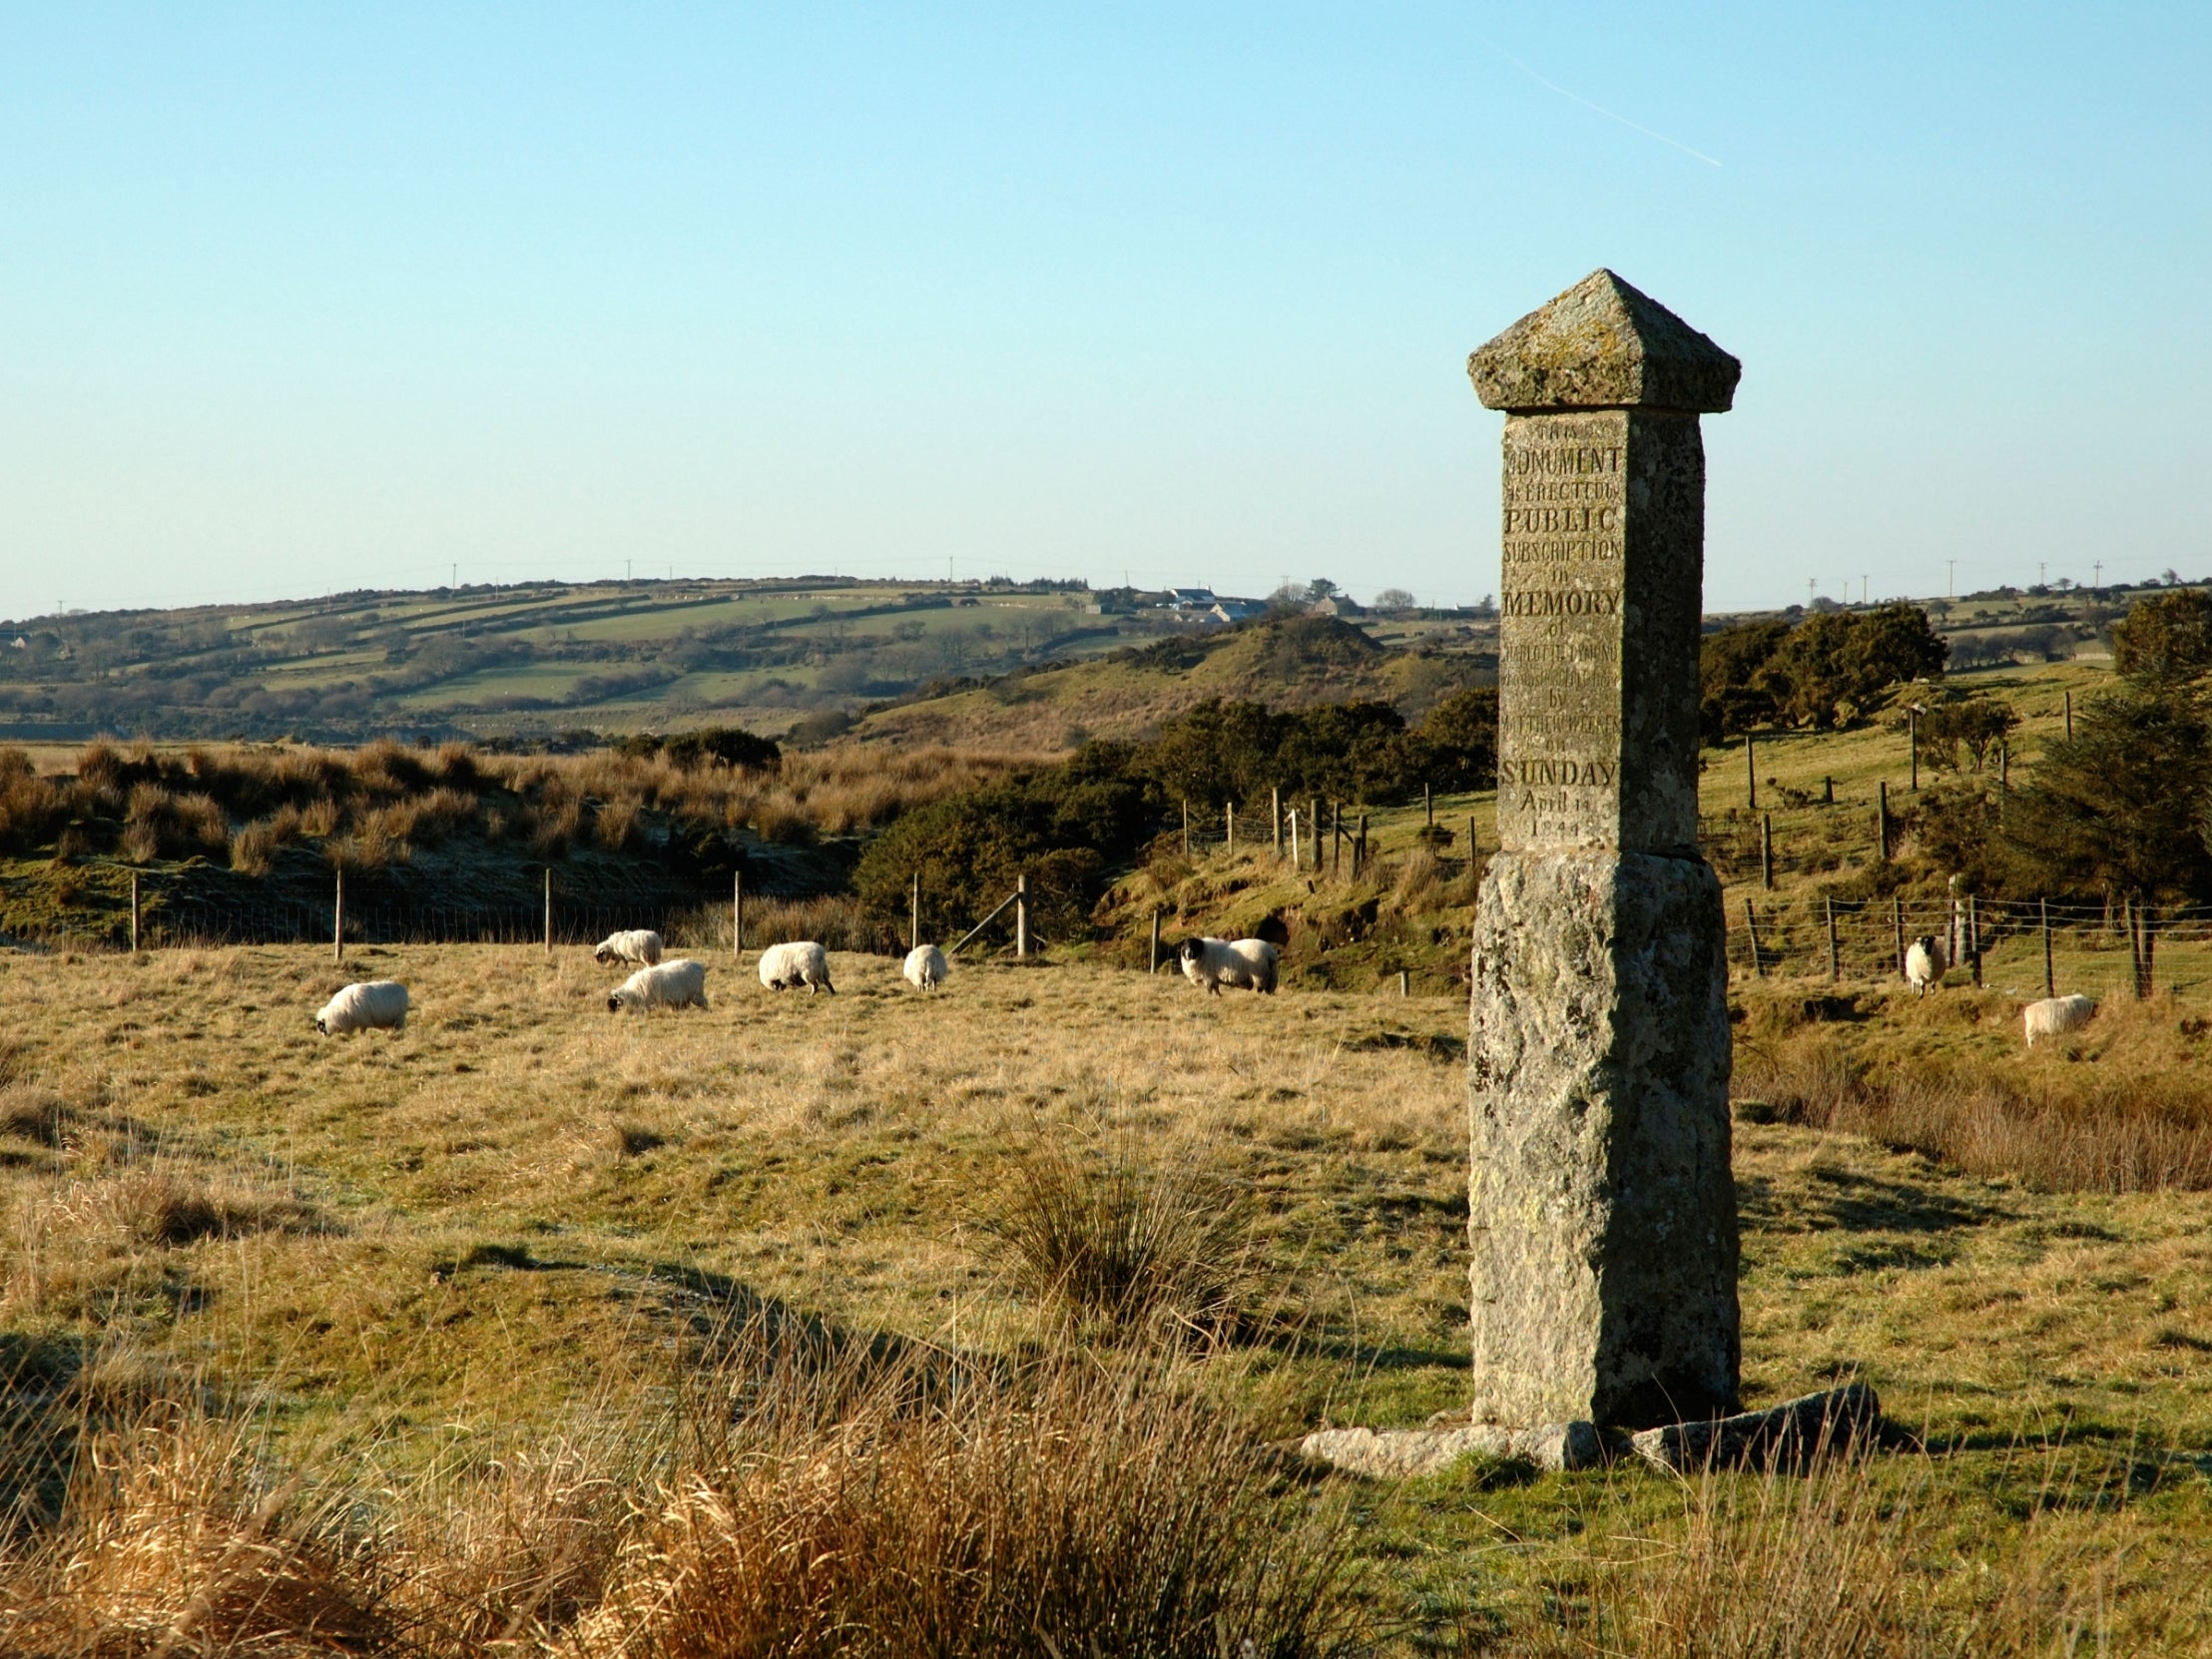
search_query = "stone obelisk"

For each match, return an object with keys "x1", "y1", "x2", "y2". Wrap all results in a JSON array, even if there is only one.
[{"x1": 1466, "y1": 270, "x2": 1741, "y2": 1430}]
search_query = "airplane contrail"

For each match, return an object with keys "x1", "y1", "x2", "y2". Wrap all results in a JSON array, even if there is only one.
[{"x1": 1503, "y1": 53, "x2": 1723, "y2": 168}]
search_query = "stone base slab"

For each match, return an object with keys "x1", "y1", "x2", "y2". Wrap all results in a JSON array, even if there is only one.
[
  {"x1": 1296, "y1": 1420, "x2": 1605, "y2": 1476},
  {"x1": 1627, "y1": 1383, "x2": 1883, "y2": 1472}
]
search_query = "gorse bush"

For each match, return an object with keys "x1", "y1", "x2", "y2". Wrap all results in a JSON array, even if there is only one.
[{"x1": 1700, "y1": 604, "x2": 1947, "y2": 740}]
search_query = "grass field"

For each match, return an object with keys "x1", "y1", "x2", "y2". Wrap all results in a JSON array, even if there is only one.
[{"x1": 3, "y1": 941, "x2": 2210, "y2": 1651}]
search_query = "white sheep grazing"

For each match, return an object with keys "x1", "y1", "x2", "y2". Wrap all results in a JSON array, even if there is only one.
[
  {"x1": 903, "y1": 943, "x2": 948, "y2": 991},
  {"x1": 316, "y1": 980, "x2": 409, "y2": 1036},
  {"x1": 2024, "y1": 993, "x2": 2096, "y2": 1047},
  {"x1": 1905, "y1": 935, "x2": 1944, "y2": 998},
  {"x1": 593, "y1": 928, "x2": 664, "y2": 966},
  {"x1": 758, "y1": 940, "x2": 835, "y2": 995},
  {"x1": 607, "y1": 958, "x2": 709, "y2": 1013},
  {"x1": 1178, "y1": 936, "x2": 1279, "y2": 995}
]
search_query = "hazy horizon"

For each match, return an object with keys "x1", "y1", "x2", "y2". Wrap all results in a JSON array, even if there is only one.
[{"x1": 4, "y1": 6, "x2": 2205, "y2": 623}]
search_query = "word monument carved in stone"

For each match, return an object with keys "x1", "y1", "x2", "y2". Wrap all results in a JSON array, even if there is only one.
[{"x1": 1466, "y1": 270, "x2": 1742, "y2": 1431}]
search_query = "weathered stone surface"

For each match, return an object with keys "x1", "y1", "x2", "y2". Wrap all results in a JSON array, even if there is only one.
[
  {"x1": 1468, "y1": 269, "x2": 1741, "y2": 414},
  {"x1": 1496, "y1": 408, "x2": 1704, "y2": 855},
  {"x1": 1297, "y1": 1419, "x2": 1605, "y2": 1477},
  {"x1": 1467, "y1": 275, "x2": 1738, "y2": 1432},
  {"x1": 1469, "y1": 849, "x2": 1737, "y2": 1427},
  {"x1": 1628, "y1": 1383, "x2": 1883, "y2": 1472}
]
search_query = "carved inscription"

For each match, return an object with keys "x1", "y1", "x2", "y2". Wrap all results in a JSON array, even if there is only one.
[{"x1": 1498, "y1": 412, "x2": 1627, "y2": 849}]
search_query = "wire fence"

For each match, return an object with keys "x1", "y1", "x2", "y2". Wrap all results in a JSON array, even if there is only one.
[{"x1": 1723, "y1": 893, "x2": 2207, "y2": 1002}]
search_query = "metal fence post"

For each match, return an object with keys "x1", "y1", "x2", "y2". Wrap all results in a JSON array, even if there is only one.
[
  {"x1": 2041, "y1": 897, "x2": 2054, "y2": 997},
  {"x1": 333, "y1": 869, "x2": 344, "y2": 965},
  {"x1": 544, "y1": 868, "x2": 552, "y2": 955},
  {"x1": 1150, "y1": 907, "x2": 1162, "y2": 974}
]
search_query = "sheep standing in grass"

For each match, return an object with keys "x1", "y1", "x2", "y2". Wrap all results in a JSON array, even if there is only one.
[
  {"x1": 608, "y1": 958, "x2": 709, "y2": 1013},
  {"x1": 2024, "y1": 993, "x2": 2096, "y2": 1047},
  {"x1": 1905, "y1": 936, "x2": 1943, "y2": 998},
  {"x1": 1177, "y1": 936, "x2": 1279, "y2": 995},
  {"x1": 903, "y1": 943, "x2": 948, "y2": 991},
  {"x1": 316, "y1": 980, "x2": 409, "y2": 1035},
  {"x1": 759, "y1": 940, "x2": 834, "y2": 994},
  {"x1": 593, "y1": 929, "x2": 664, "y2": 967}
]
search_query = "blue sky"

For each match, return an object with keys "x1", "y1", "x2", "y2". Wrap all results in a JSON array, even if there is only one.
[{"x1": 1, "y1": 3, "x2": 2205, "y2": 622}]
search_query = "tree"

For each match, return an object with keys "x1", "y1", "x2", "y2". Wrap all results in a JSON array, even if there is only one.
[
  {"x1": 1303, "y1": 578, "x2": 1341, "y2": 603},
  {"x1": 1373, "y1": 588, "x2": 1419, "y2": 611},
  {"x1": 1698, "y1": 621, "x2": 1790, "y2": 743},
  {"x1": 2111, "y1": 589, "x2": 2212, "y2": 688},
  {"x1": 1762, "y1": 604, "x2": 1947, "y2": 729},
  {"x1": 1920, "y1": 696, "x2": 2018, "y2": 773},
  {"x1": 2006, "y1": 687, "x2": 2212, "y2": 903}
]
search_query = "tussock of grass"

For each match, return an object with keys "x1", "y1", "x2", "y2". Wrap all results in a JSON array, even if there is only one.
[{"x1": 973, "y1": 1139, "x2": 1258, "y2": 1342}]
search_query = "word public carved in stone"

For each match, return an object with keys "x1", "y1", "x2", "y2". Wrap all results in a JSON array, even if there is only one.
[{"x1": 1466, "y1": 270, "x2": 1745, "y2": 1433}]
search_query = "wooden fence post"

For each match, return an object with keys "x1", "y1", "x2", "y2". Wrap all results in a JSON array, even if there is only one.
[
  {"x1": 1357, "y1": 812, "x2": 1368, "y2": 878},
  {"x1": 734, "y1": 871, "x2": 745, "y2": 959},
  {"x1": 1424, "y1": 783, "x2": 1433, "y2": 827},
  {"x1": 1226, "y1": 801, "x2": 1235, "y2": 853},
  {"x1": 1746, "y1": 735, "x2": 1757, "y2": 810},
  {"x1": 1015, "y1": 873, "x2": 1029, "y2": 959},
  {"x1": 1826, "y1": 897, "x2": 1839, "y2": 982},
  {"x1": 1744, "y1": 899, "x2": 1766, "y2": 978},
  {"x1": 2065, "y1": 689, "x2": 2073, "y2": 740},
  {"x1": 333, "y1": 868, "x2": 344, "y2": 965},
  {"x1": 1823, "y1": 775, "x2": 1834, "y2": 806},
  {"x1": 1150, "y1": 907, "x2": 1162, "y2": 974},
  {"x1": 1181, "y1": 799, "x2": 1191, "y2": 858},
  {"x1": 2041, "y1": 897, "x2": 2054, "y2": 997},
  {"x1": 1397, "y1": 969, "x2": 1409, "y2": 998},
  {"x1": 1968, "y1": 894, "x2": 1981, "y2": 986},
  {"x1": 1999, "y1": 742, "x2": 2009, "y2": 790},
  {"x1": 1910, "y1": 709, "x2": 1920, "y2": 792},
  {"x1": 1760, "y1": 813, "x2": 1774, "y2": 890},
  {"x1": 130, "y1": 872, "x2": 141, "y2": 955},
  {"x1": 1892, "y1": 893, "x2": 1906, "y2": 980},
  {"x1": 1272, "y1": 787, "x2": 1282, "y2": 856},
  {"x1": 1309, "y1": 797, "x2": 1321, "y2": 871},
  {"x1": 1332, "y1": 803, "x2": 1343, "y2": 879},
  {"x1": 1289, "y1": 810, "x2": 1300, "y2": 873},
  {"x1": 1468, "y1": 815, "x2": 1478, "y2": 861},
  {"x1": 543, "y1": 868, "x2": 553, "y2": 955},
  {"x1": 911, "y1": 871, "x2": 921, "y2": 952},
  {"x1": 1877, "y1": 782, "x2": 1890, "y2": 862}
]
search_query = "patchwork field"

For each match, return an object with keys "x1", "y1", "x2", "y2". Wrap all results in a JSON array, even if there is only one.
[{"x1": 2, "y1": 943, "x2": 2209, "y2": 1651}]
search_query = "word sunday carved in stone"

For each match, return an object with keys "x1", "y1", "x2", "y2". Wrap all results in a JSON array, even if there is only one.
[{"x1": 1498, "y1": 411, "x2": 1628, "y2": 848}]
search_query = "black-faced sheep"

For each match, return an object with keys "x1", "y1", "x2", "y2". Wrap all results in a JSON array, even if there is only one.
[
  {"x1": 1177, "y1": 936, "x2": 1279, "y2": 995},
  {"x1": 903, "y1": 943, "x2": 947, "y2": 991},
  {"x1": 593, "y1": 929, "x2": 664, "y2": 966},
  {"x1": 316, "y1": 980, "x2": 409, "y2": 1035},
  {"x1": 758, "y1": 940, "x2": 834, "y2": 994},
  {"x1": 607, "y1": 958, "x2": 709, "y2": 1012}
]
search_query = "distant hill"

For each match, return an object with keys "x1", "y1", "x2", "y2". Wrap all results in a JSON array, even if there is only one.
[
  {"x1": 0, "y1": 578, "x2": 1493, "y2": 746},
  {"x1": 848, "y1": 615, "x2": 1495, "y2": 751}
]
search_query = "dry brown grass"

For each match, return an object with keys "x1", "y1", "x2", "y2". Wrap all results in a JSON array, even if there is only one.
[
  {"x1": 1506, "y1": 1441, "x2": 2148, "y2": 1658},
  {"x1": 1734, "y1": 989, "x2": 2212, "y2": 1191},
  {"x1": 972, "y1": 1137, "x2": 1259, "y2": 1342}
]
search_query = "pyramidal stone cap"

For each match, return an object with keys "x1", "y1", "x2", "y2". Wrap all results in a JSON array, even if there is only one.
[{"x1": 1468, "y1": 269, "x2": 1740, "y2": 413}]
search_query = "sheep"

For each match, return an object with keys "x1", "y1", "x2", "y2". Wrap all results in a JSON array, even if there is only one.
[
  {"x1": 607, "y1": 958, "x2": 709, "y2": 1013},
  {"x1": 903, "y1": 943, "x2": 948, "y2": 991},
  {"x1": 315, "y1": 980, "x2": 409, "y2": 1036},
  {"x1": 593, "y1": 928, "x2": 664, "y2": 967},
  {"x1": 758, "y1": 940, "x2": 835, "y2": 995},
  {"x1": 1905, "y1": 935, "x2": 1944, "y2": 998},
  {"x1": 1177, "y1": 936, "x2": 1279, "y2": 995},
  {"x1": 2024, "y1": 993, "x2": 2096, "y2": 1047}
]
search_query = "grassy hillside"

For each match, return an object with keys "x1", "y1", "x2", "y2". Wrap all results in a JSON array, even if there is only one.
[
  {"x1": 0, "y1": 577, "x2": 1497, "y2": 746},
  {"x1": 0, "y1": 947, "x2": 2207, "y2": 1651}
]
